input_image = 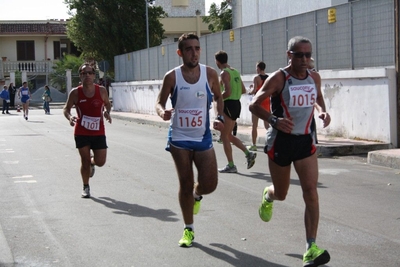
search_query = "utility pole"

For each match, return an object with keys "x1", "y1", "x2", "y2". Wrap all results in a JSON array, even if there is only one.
[
  {"x1": 146, "y1": 0, "x2": 149, "y2": 48},
  {"x1": 145, "y1": 0, "x2": 153, "y2": 80},
  {"x1": 396, "y1": 0, "x2": 400, "y2": 147}
]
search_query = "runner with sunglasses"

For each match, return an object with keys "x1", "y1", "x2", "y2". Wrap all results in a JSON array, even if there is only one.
[
  {"x1": 63, "y1": 63, "x2": 112, "y2": 198},
  {"x1": 250, "y1": 36, "x2": 331, "y2": 267}
]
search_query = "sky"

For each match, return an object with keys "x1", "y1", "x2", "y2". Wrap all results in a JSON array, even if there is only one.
[{"x1": 0, "y1": 0, "x2": 223, "y2": 21}]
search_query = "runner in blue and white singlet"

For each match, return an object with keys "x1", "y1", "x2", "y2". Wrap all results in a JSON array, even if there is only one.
[
  {"x1": 18, "y1": 82, "x2": 31, "y2": 120},
  {"x1": 168, "y1": 63, "x2": 213, "y2": 150},
  {"x1": 156, "y1": 33, "x2": 223, "y2": 247}
]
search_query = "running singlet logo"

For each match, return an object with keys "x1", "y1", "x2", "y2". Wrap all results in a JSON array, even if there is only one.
[{"x1": 288, "y1": 84, "x2": 316, "y2": 108}]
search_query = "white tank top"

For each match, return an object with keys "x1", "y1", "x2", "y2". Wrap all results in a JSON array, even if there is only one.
[{"x1": 169, "y1": 64, "x2": 213, "y2": 142}]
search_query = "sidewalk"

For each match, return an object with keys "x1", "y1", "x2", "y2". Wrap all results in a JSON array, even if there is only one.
[{"x1": 111, "y1": 111, "x2": 400, "y2": 170}]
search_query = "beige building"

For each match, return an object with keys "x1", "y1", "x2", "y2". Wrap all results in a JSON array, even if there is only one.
[
  {"x1": 0, "y1": 19, "x2": 77, "y2": 88},
  {"x1": 155, "y1": 0, "x2": 211, "y2": 44}
]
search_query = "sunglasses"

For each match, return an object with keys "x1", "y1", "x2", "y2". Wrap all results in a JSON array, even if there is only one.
[
  {"x1": 80, "y1": 71, "x2": 95, "y2": 75},
  {"x1": 289, "y1": 51, "x2": 312, "y2": 59}
]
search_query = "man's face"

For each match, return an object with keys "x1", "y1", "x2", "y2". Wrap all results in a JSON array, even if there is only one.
[
  {"x1": 288, "y1": 42, "x2": 312, "y2": 71},
  {"x1": 179, "y1": 39, "x2": 201, "y2": 69},
  {"x1": 79, "y1": 66, "x2": 95, "y2": 83}
]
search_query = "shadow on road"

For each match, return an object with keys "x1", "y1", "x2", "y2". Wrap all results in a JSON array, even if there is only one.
[
  {"x1": 90, "y1": 196, "x2": 179, "y2": 222},
  {"x1": 239, "y1": 171, "x2": 328, "y2": 189},
  {"x1": 194, "y1": 243, "x2": 287, "y2": 267}
]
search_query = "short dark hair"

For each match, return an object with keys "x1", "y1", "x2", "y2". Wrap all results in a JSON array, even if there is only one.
[
  {"x1": 215, "y1": 50, "x2": 228, "y2": 64},
  {"x1": 287, "y1": 36, "x2": 312, "y2": 51},
  {"x1": 257, "y1": 61, "x2": 266, "y2": 71},
  {"x1": 178, "y1": 33, "x2": 199, "y2": 51}
]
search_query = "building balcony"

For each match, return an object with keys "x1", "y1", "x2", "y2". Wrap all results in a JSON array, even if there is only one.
[{"x1": 1, "y1": 60, "x2": 56, "y2": 79}]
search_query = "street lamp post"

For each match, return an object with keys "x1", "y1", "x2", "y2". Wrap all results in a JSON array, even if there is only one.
[
  {"x1": 146, "y1": 0, "x2": 149, "y2": 48},
  {"x1": 195, "y1": 10, "x2": 201, "y2": 37},
  {"x1": 145, "y1": 0, "x2": 153, "y2": 80}
]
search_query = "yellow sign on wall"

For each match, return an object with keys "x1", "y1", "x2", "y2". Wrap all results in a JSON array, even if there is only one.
[
  {"x1": 328, "y1": 8, "x2": 336, "y2": 23},
  {"x1": 229, "y1": 30, "x2": 234, "y2": 42}
]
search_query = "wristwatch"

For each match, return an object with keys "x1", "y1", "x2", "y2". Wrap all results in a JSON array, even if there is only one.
[
  {"x1": 269, "y1": 116, "x2": 278, "y2": 127},
  {"x1": 216, "y1": 115, "x2": 224, "y2": 123}
]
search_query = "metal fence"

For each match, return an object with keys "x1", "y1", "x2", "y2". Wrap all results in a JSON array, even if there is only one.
[{"x1": 114, "y1": 0, "x2": 395, "y2": 82}]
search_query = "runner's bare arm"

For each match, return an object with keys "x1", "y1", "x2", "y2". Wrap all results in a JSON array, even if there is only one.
[{"x1": 156, "y1": 70, "x2": 175, "y2": 121}]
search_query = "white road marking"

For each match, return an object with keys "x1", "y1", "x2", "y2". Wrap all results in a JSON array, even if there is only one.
[
  {"x1": 3, "y1": 161, "x2": 19, "y2": 164},
  {"x1": 319, "y1": 168, "x2": 350, "y2": 175},
  {"x1": 14, "y1": 180, "x2": 37, "y2": 183},
  {"x1": 12, "y1": 175, "x2": 33, "y2": 179}
]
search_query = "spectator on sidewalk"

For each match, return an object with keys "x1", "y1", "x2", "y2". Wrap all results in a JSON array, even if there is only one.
[
  {"x1": 215, "y1": 50, "x2": 256, "y2": 173},
  {"x1": 42, "y1": 85, "x2": 52, "y2": 114},
  {"x1": 8, "y1": 83, "x2": 16, "y2": 108},
  {"x1": 249, "y1": 36, "x2": 331, "y2": 267},
  {"x1": 1, "y1": 85, "x2": 10, "y2": 114}
]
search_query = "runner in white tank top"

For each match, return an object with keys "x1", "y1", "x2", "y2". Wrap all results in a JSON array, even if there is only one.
[
  {"x1": 169, "y1": 64, "x2": 213, "y2": 143},
  {"x1": 156, "y1": 33, "x2": 224, "y2": 248}
]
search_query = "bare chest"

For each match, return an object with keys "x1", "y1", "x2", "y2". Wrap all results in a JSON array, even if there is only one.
[{"x1": 181, "y1": 72, "x2": 200, "y2": 84}]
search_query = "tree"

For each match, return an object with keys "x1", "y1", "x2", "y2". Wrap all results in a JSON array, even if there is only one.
[
  {"x1": 49, "y1": 54, "x2": 84, "y2": 93},
  {"x1": 202, "y1": 1, "x2": 232, "y2": 32},
  {"x1": 13, "y1": 72, "x2": 33, "y2": 91},
  {"x1": 64, "y1": 0, "x2": 166, "y2": 70}
]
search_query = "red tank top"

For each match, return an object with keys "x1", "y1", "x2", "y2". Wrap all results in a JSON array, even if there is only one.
[
  {"x1": 74, "y1": 85, "x2": 105, "y2": 136},
  {"x1": 257, "y1": 74, "x2": 270, "y2": 112}
]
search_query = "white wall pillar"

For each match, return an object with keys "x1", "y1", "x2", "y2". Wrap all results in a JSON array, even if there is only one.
[
  {"x1": 21, "y1": 71, "x2": 27, "y2": 84},
  {"x1": 10, "y1": 72, "x2": 15, "y2": 85},
  {"x1": 66, "y1": 69, "x2": 72, "y2": 94}
]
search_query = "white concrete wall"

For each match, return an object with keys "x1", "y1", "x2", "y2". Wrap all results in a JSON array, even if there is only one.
[
  {"x1": 318, "y1": 67, "x2": 397, "y2": 147},
  {"x1": 111, "y1": 67, "x2": 398, "y2": 147}
]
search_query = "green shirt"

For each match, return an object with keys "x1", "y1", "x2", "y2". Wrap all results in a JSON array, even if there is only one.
[{"x1": 221, "y1": 68, "x2": 242, "y2": 101}]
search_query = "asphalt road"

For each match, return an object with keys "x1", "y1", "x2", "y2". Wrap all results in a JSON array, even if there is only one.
[{"x1": 0, "y1": 109, "x2": 399, "y2": 267}]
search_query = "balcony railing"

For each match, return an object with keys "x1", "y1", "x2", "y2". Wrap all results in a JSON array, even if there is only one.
[{"x1": 1, "y1": 60, "x2": 56, "y2": 75}]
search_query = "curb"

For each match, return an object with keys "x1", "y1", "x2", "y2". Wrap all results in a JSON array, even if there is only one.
[
  {"x1": 112, "y1": 113, "x2": 392, "y2": 159},
  {"x1": 368, "y1": 149, "x2": 400, "y2": 169}
]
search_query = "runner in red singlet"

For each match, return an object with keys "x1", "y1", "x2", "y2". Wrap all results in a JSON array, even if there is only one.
[{"x1": 63, "y1": 63, "x2": 112, "y2": 198}]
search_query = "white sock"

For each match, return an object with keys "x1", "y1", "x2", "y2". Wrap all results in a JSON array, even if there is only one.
[
  {"x1": 185, "y1": 224, "x2": 194, "y2": 231},
  {"x1": 193, "y1": 191, "x2": 201, "y2": 199},
  {"x1": 265, "y1": 191, "x2": 273, "y2": 202}
]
